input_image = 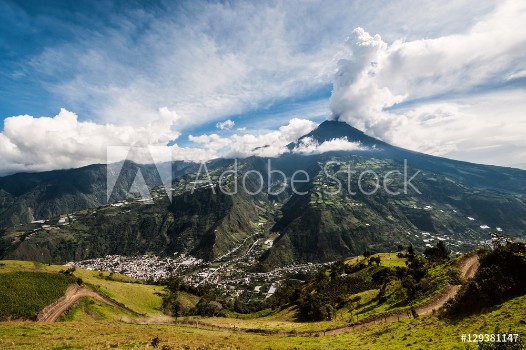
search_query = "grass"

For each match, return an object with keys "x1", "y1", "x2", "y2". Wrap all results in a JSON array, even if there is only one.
[
  {"x1": 0, "y1": 271, "x2": 75, "y2": 320},
  {"x1": 0, "y1": 256, "x2": 525, "y2": 349},
  {"x1": 59, "y1": 297, "x2": 137, "y2": 322},
  {"x1": 345, "y1": 252, "x2": 408, "y2": 267},
  {"x1": 59, "y1": 297, "x2": 97, "y2": 322},
  {"x1": 0, "y1": 295, "x2": 525, "y2": 349},
  {"x1": 0, "y1": 260, "x2": 165, "y2": 317},
  {"x1": 81, "y1": 275, "x2": 164, "y2": 317}
]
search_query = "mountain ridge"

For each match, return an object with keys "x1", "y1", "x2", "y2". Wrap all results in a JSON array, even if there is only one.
[{"x1": 1, "y1": 120, "x2": 526, "y2": 267}]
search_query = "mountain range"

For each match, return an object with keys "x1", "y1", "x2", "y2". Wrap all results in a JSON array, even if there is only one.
[{"x1": 1, "y1": 120, "x2": 525, "y2": 267}]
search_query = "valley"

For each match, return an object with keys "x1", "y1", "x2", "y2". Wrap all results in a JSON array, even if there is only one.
[{"x1": 1, "y1": 121, "x2": 526, "y2": 349}]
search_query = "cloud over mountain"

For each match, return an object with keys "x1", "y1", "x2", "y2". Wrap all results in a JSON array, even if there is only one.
[
  {"x1": 0, "y1": 0, "x2": 525, "y2": 173},
  {"x1": 190, "y1": 118, "x2": 318, "y2": 158},
  {"x1": 292, "y1": 137, "x2": 365, "y2": 155},
  {"x1": 330, "y1": 0, "x2": 526, "y2": 165}
]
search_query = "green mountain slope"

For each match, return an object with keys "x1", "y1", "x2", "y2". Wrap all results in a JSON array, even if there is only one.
[
  {"x1": 0, "y1": 160, "x2": 200, "y2": 229},
  {"x1": 1, "y1": 121, "x2": 526, "y2": 267},
  {"x1": 0, "y1": 183, "x2": 262, "y2": 263}
]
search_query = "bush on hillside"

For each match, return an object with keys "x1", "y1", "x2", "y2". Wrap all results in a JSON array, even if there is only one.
[{"x1": 446, "y1": 242, "x2": 526, "y2": 316}]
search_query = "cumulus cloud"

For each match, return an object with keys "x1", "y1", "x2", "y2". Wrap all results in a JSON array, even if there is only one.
[
  {"x1": 330, "y1": 0, "x2": 526, "y2": 165},
  {"x1": 189, "y1": 118, "x2": 318, "y2": 158},
  {"x1": 292, "y1": 137, "x2": 366, "y2": 155},
  {"x1": 227, "y1": 118, "x2": 318, "y2": 158},
  {"x1": 171, "y1": 145, "x2": 214, "y2": 163},
  {"x1": 0, "y1": 113, "x2": 320, "y2": 174},
  {"x1": 330, "y1": 27, "x2": 406, "y2": 135},
  {"x1": 216, "y1": 119, "x2": 235, "y2": 130},
  {"x1": 2, "y1": 0, "x2": 526, "y2": 172},
  {"x1": 188, "y1": 133, "x2": 233, "y2": 153},
  {"x1": 0, "y1": 108, "x2": 180, "y2": 174},
  {"x1": 18, "y1": 0, "x2": 493, "y2": 130}
]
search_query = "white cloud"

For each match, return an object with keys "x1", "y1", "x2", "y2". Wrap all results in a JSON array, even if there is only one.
[
  {"x1": 330, "y1": 0, "x2": 526, "y2": 167},
  {"x1": 216, "y1": 119, "x2": 235, "y2": 130},
  {"x1": 0, "y1": 108, "x2": 180, "y2": 174},
  {"x1": 188, "y1": 133, "x2": 233, "y2": 152},
  {"x1": 2, "y1": 0, "x2": 526, "y2": 172},
  {"x1": 189, "y1": 118, "x2": 318, "y2": 158},
  {"x1": 23, "y1": 1, "x2": 497, "y2": 130},
  {"x1": 171, "y1": 145, "x2": 214, "y2": 163},
  {"x1": 0, "y1": 112, "x2": 319, "y2": 174},
  {"x1": 292, "y1": 137, "x2": 366, "y2": 155}
]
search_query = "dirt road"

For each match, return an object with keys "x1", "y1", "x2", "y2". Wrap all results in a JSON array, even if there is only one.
[
  {"x1": 174, "y1": 253, "x2": 481, "y2": 337},
  {"x1": 37, "y1": 253, "x2": 480, "y2": 335},
  {"x1": 321, "y1": 253, "x2": 480, "y2": 335},
  {"x1": 413, "y1": 253, "x2": 479, "y2": 316},
  {"x1": 458, "y1": 253, "x2": 480, "y2": 279},
  {"x1": 37, "y1": 284, "x2": 127, "y2": 322}
]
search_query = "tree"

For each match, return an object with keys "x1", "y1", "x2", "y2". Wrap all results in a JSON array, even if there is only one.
[
  {"x1": 160, "y1": 274, "x2": 184, "y2": 317},
  {"x1": 297, "y1": 290, "x2": 337, "y2": 321},
  {"x1": 367, "y1": 256, "x2": 381, "y2": 266},
  {"x1": 320, "y1": 303, "x2": 335, "y2": 321},
  {"x1": 423, "y1": 241, "x2": 450, "y2": 262},
  {"x1": 166, "y1": 275, "x2": 182, "y2": 295},
  {"x1": 195, "y1": 297, "x2": 224, "y2": 317},
  {"x1": 372, "y1": 268, "x2": 393, "y2": 297},
  {"x1": 395, "y1": 266, "x2": 407, "y2": 279},
  {"x1": 172, "y1": 301, "x2": 182, "y2": 320},
  {"x1": 330, "y1": 259, "x2": 345, "y2": 279},
  {"x1": 407, "y1": 256, "x2": 427, "y2": 281},
  {"x1": 402, "y1": 275, "x2": 418, "y2": 301},
  {"x1": 314, "y1": 270, "x2": 330, "y2": 289},
  {"x1": 407, "y1": 244, "x2": 415, "y2": 257},
  {"x1": 447, "y1": 242, "x2": 526, "y2": 316}
]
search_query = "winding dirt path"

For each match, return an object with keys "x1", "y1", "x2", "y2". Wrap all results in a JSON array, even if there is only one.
[
  {"x1": 412, "y1": 253, "x2": 479, "y2": 316},
  {"x1": 37, "y1": 253, "x2": 480, "y2": 335},
  {"x1": 321, "y1": 253, "x2": 480, "y2": 335},
  {"x1": 37, "y1": 285, "x2": 132, "y2": 322},
  {"x1": 173, "y1": 254, "x2": 481, "y2": 337}
]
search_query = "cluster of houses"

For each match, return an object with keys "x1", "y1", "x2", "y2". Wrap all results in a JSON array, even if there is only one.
[
  {"x1": 66, "y1": 252, "x2": 323, "y2": 300},
  {"x1": 66, "y1": 253, "x2": 204, "y2": 282}
]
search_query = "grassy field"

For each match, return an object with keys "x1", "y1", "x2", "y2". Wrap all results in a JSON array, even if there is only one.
[
  {"x1": 0, "y1": 295, "x2": 525, "y2": 349},
  {"x1": 345, "y1": 252, "x2": 408, "y2": 267},
  {"x1": 0, "y1": 260, "x2": 165, "y2": 318},
  {"x1": 0, "y1": 269, "x2": 75, "y2": 320},
  {"x1": 59, "y1": 296, "x2": 138, "y2": 322},
  {"x1": 0, "y1": 255, "x2": 525, "y2": 349}
]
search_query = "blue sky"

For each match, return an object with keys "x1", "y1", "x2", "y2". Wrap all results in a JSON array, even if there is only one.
[{"x1": 0, "y1": 0, "x2": 525, "y2": 174}]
